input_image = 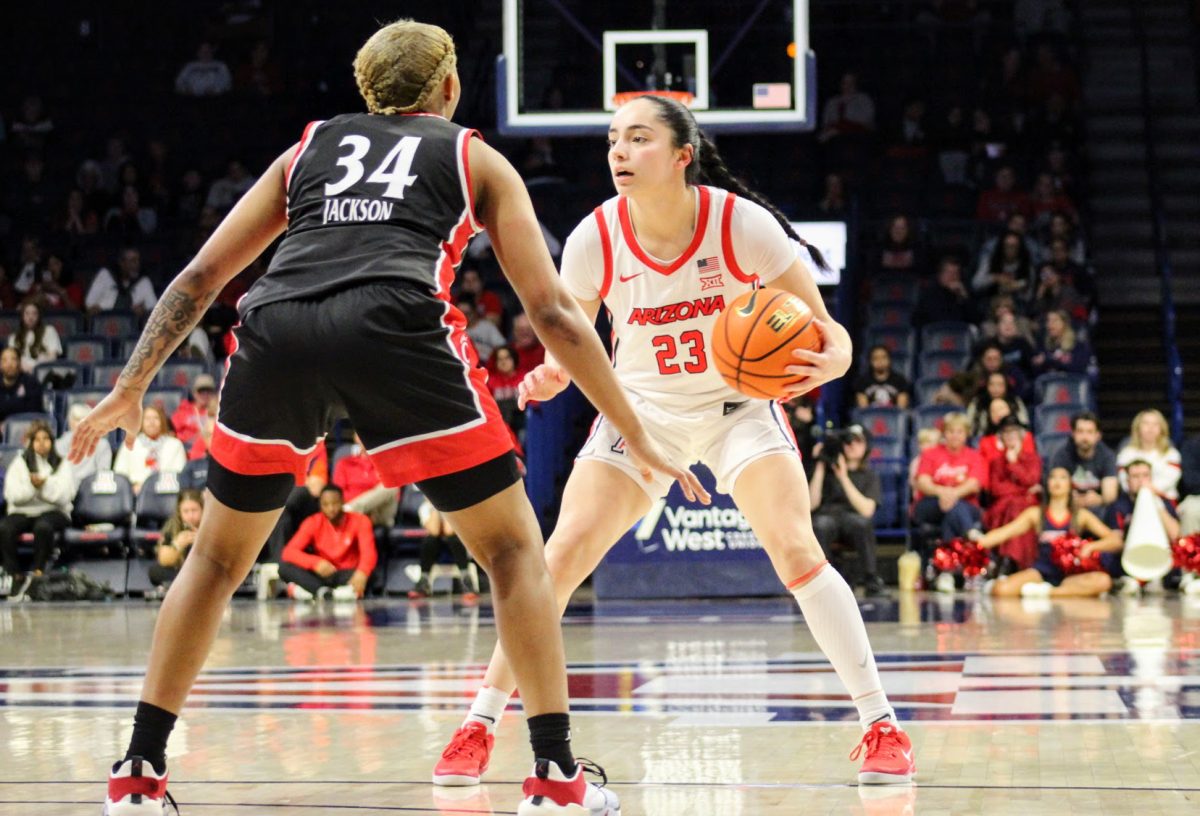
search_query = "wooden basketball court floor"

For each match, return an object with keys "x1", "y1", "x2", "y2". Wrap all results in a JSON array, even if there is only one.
[{"x1": 2, "y1": 592, "x2": 1199, "y2": 815}]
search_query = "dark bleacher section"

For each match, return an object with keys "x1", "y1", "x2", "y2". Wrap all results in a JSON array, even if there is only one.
[{"x1": 0, "y1": 2, "x2": 1103, "y2": 592}]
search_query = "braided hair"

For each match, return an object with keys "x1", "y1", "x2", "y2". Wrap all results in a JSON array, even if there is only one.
[
  {"x1": 633, "y1": 94, "x2": 829, "y2": 271},
  {"x1": 354, "y1": 20, "x2": 457, "y2": 115}
]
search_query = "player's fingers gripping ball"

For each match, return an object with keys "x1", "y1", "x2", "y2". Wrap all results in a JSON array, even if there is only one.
[{"x1": 712, "y1": 287, "x2": 824, "y2": 399}]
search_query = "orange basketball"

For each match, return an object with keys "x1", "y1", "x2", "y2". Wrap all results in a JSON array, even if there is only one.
[{"x1": 711, "y1": 288, "x2": 823, "y2": 399}]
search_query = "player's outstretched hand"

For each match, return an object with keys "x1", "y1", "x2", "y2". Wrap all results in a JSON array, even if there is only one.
[
  {"x1": 782, "y1": 318, "x2": 852, "y2": 397},
  {"x1": 517, "y1": 363, "x2": 571, "y2": 409},
  {"x1": 68, "y1": 388, "x2": 143, "y2": 463},
  {"x1": 624, "y1": 431, "x2": 712, "y2": 505}
]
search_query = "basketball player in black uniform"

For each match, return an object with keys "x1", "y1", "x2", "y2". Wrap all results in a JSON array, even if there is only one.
[{"x1": 73, "y1": 20, "x2": 702, "y2": 816}]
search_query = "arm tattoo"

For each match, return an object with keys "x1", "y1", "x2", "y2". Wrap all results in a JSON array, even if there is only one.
[{"x1": 118, "y1": 281, "x2": 218, "y2": 392}]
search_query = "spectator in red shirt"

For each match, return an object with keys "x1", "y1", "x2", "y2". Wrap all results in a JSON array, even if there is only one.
[
  {"x1": 912, "y1": 412, "x2": 988, "y2": 541},
  {"x1": 457, "y1": 267, "x2": 504, "y2": 327},
  {"x1": 333, "y1": 434, "x2": 399, "y2": 526},
  {"x1": 510, "y1": 312, "x2": 545, "y2": 375},
  {"x1": 976, "y1": 398, "x2": 1035, "y2": 464},
  {"x1": 487, "y1": 345, "x2": 525, "y2": 433},
  {"x1": 262, "y1": 444, "x2": 329, "y2": 562},
  {"x1": 279, "y1": 485, "x2": 376, "y2": 601},
  {"x1": 1028, "y1": 173, "x2": 1077, "y2": 228},
  {"x1": 975, "y1": 166, "x2": 1030, "y2": 224},
  {"x1": 982, "y1": 416, "x2": 1042, "y2": 570},
  {"x1": 172, "y1": 373, "x2": 218, "y2": 458}
]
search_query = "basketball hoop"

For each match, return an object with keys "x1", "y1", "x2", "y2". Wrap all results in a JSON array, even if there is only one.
[{"x1": 612, "y1": 90, "x2": 696, "y2": 108}]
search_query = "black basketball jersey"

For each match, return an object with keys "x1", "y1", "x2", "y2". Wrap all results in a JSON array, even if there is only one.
[{"x1": 239, "y1": 113, "x2": 483, "y2": 315}]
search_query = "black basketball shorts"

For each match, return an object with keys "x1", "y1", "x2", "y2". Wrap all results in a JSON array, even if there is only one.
[{"x1": 209, "y1": 282, "x2": 517, "y2": 510}]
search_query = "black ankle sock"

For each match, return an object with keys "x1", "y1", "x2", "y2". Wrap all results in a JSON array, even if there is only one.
[
  {"x1": 527, "y1": 713, "x2": 575, "y2": 776},
  {"x1": 124, "y1": 701, "x2": 177, "y2": 775}
]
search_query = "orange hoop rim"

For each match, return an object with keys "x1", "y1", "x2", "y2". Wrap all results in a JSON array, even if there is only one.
[{"x1": 612, "y1": 90, "x2": 696, "y2": 108}]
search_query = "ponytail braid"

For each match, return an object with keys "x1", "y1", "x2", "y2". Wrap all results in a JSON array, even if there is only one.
[{"x1": 694, "y1": 132, "x2": 830, "y2": 271}]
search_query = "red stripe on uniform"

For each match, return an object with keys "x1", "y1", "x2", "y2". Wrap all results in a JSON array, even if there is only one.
[
  {"x1": 210, "y1": 425, "x2": 314, "y2": 483},
  {"x1": 461, "y1": 129, "x2": 484, "y2": 230},
  {"x1": 617, "y1": 186, "x2": 711, "y2": 276},
  {"x1": 721, "y1": 192, "x2": 757, "y2": 284},
  {"x1": 595, "y1": 206, "x2": 614, "y2": 300},
  {"x1": 366, "y1": 209, "x2": 513, "y2": 488},
  {"x1": 285, "y1": 120, "x2": 323, "y2": 194}
]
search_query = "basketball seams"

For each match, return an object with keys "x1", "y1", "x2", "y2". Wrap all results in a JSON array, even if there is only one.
[
  {"x1": 733, "y1": 291, "x2": 788, "y2": 393},
  {"x1": 714, "y1": 287, "x2": 822, "y2": 398},
  {"x1": 741, "y1": 312, "x2": 816, "y2": 363}
]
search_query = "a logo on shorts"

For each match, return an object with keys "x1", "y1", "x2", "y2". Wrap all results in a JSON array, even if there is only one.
[{"x1": 610, "y1": 437, "x2": 627, "y2": 455}]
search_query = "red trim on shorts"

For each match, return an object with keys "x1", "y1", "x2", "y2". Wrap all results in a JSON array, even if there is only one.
[
  {"x1": 617, "y1": 186, "x2": 710, "y2": 276},
  {"x1": 367, "y1": 209, "x2": 514, "y2": 488},
  {"x1": 285, "y1": 120, "x2": 323, "y2": 194},
  {"x1": 786, "y1": 560, "x2": 829, "y2": 590},
  {"x1": 721, "y1": 192, "x2": 757, "y2": 284},
  {"x1": 210, "y1": 425, "x2": 314, "y2": 484},
  {"x1": 594, "y1": 206, "x2": 614, "y2": 299},
  {"x1": 368, "y1": 408, "x2": 514, "y2": 486},
  {"x1": 367, "y1": 292, "x2": 513, "y2": 487},
  {"x1": 210, "y1": 320, "x2": 316, "y2": 485}
]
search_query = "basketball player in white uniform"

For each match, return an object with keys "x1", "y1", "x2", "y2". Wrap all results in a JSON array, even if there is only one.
[{"x1": 432, "y1": 95, "x2": 916, "y2": 805}]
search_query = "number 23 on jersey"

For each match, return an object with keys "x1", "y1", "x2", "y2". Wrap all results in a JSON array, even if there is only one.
[{"x1": 652, "y1": 330, "x2": 708, "y2": 375}]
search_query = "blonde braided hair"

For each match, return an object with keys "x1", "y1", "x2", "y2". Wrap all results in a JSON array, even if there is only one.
[{"x1": 354, "y1": 20, "x2": 457, "y2": 115}]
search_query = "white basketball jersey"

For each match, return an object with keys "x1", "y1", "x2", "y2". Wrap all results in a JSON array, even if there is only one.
[{"x1": 560, "y1": 185, "x2": 796, "y2": 415}]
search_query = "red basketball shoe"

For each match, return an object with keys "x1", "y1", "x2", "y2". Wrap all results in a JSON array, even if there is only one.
[
  {"x1": 432, "y1": 721, "x2": 493, "y2": 786},
  {"x1": 851, "y1": 720, "x2": 916, "y2": 784},
  {"x1": 104, "y1": 757, "x2": 178, "y2": 815},
  {"x1": 517, "y1": 759, "x2": 620, "y2": 815}
]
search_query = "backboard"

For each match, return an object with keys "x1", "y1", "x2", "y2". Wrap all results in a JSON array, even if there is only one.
[{"x1": 499, "y1": 0, "x2": 816, "y2": 136}]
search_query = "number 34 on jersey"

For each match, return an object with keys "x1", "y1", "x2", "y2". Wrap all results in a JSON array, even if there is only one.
[{"x1": 321, "y1": 134, "x2": 422, "y2": 224}]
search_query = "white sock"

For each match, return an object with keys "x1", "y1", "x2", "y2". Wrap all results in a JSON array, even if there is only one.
[
  {"x1": 464, "y1": 685, "x2": 510, "y2": 733},
  {"x1": 790, "y1": 563, "x2": 897, "y2": 731}
]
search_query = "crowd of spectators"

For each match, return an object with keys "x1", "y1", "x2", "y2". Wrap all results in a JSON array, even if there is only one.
[{"x1": 2, "y1": 3, "x2": 1196, "y2": 601}]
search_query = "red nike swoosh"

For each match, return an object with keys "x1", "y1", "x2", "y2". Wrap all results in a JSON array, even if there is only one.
[{"x1": 619, "y1": 272, "x2": 643, "y2": 282}]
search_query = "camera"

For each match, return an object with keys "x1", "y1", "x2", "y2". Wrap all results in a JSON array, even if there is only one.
[{"x1": 817, "y1": 424, "x2": 868, "y2": 466}]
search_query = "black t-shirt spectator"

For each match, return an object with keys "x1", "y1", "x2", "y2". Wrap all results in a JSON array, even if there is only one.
[
  {"x1": 854, "y1": 371, "x2": 911, "y2": 408},
  {"x1": 996, "y1": 335, "x2": 1036, "y2": 376},
  {"x1": 1048, "y1": 440, "x2": 1118, "y2": 495},
  {"x1": 913, "y1": 285, "x2": 979, "y2": 327},
  {"x1": 0, "y1": 372, "x2": 44, "y2": 421},
  {"x1": 818, "y1": 466, "x2": 882, "y2": 515}
]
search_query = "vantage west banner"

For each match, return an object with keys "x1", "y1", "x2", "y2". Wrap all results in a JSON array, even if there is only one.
[{"x1": 593, "y1": 466, "x2": 783, "y2": 599}]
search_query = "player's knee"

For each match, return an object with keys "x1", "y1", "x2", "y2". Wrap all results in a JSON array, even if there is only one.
[
  {"x1": 469, "y1": 534, "x2": 539, "y2": 583},
  {"x1": 762, "y1": 521, "x2": 825, "y2": 573},
  {"x1": 187, "y1": 543, "x2": 250, "y2": 595}
]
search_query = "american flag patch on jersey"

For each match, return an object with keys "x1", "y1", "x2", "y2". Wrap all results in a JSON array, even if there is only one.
[{"x1": 697, "y1": 256, "x2": 721, "y2": 271}]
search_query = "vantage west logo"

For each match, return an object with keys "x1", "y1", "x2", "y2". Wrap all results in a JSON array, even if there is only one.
[
  {"x1": 634, "y1": 500, "x2": 761, "y2": 553},
  {"x1": 627, "y1": 295, "x2": 725, "y2": 326}
]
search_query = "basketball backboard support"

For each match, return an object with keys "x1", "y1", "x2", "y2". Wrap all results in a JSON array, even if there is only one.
[{"x1": 499, "y1": 0, "x2": 816, "y2": 136}]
